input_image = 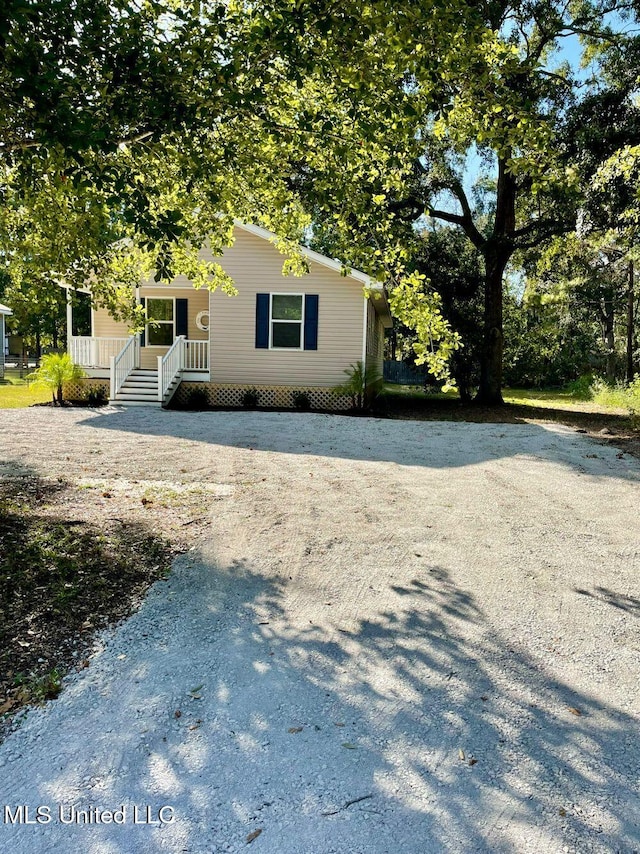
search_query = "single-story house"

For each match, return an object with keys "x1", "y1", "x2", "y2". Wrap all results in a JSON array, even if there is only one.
[
  {"x1": 0, "y1": 303, "x2": 12, "y2": 378},
  {"x1": 67, "y1": 223, "x2": 392, "y2": 408}
]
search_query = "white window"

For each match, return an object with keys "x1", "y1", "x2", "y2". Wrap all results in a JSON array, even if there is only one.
[
  {"x1": 146, "y1": 298, "x2": 174, "y2": 346},
  {"x1": 270, "y1": 294, "x2": 304, "y2": 349}
]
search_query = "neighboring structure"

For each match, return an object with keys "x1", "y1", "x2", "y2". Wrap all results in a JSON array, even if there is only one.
[
  {"x1": 67, "y1": 223, "x2": 392, "y2": 408},
  {"x1": 0, "y1": 304, "x2": 13, "y2": 379}
]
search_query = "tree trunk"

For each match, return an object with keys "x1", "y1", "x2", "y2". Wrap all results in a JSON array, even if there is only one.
[
  {"x1": 602, "y1": 293, "x2": 616, "y2": 383},
  {"x1": 627, "y1": 260, "x2": 635, "y2": 384},
  {"x1": 475, "y1": 157, "x2": 515, "y2": 406},
  {"x1": 477, "y1": 249, "x2": 507, "y2": 405}
]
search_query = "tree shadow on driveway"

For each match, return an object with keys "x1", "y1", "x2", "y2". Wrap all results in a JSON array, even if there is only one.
[
  {"x1": 0, "y1": 554, "x2": 638, "y2": 854},
  {"x1": 76, "y1": 408, "x2": 640, "y2": 483}
]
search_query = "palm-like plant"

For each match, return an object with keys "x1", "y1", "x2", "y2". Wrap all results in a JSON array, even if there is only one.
[
  {"x1": 30, "y1": 353, "x2": 85, "y2": 405},
  {"x1": 333, "y1": 361, "x2": 382, "y2": 410}
]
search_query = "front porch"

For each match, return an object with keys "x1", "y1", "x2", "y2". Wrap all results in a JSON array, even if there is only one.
[{"x1": 70, "y1": 336, "x2": 209, "y2": 406}]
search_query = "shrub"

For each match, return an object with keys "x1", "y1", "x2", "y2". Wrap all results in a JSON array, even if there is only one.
[
  {"x1": 333, "y1": 361, "x2": 382, "y2": 410},
  {"x1": 588, "y1": 376, "x2": 640, "y2": 422},
  {"x1": 564, "y1": 374, "x2": 595, "y2": 400},
  {"x1": 184, "y1": 387, "x2": 209, "y2": 410},
  {"x1": 85, "y1": 385, "x2": 108, "y2": 407},
  {"x1": 241, "y1": 387, "x2": 260, "y2": 407},
  {"x1": 29, "y1": 353, "x2": 85, "y2": 405},
  {"x1": 590, "y1": 377, "x2": 630, "y2": 409},
  {"x1": 291, "y1": 390, "x2": 311, "y2": 410},
  {"x1": 628, "y1": 377, "x2": 640, "y2": 426}
]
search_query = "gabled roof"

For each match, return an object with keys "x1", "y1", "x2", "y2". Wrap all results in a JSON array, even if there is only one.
[
  {"x1": 0, "y1": 303, "x2": 12, "y2": 316},
  {"x1": 234, "y1": 221, "x2": 382, "y2": 290},
  {"x1": 51, "y1": 221, "x2": 393, "y2": 324},
  {"x1": 234, "y1": 221, "x2": 392, "y2": 327}
]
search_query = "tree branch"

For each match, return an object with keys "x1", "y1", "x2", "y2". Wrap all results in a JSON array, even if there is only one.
[
  {"x1": 427, "y1": 207, "x2": 485, "y2": 250},
  {"x1": 449, "y1": 181, "x2": 486, "y2": 247},
  {"x1": 427, "y1": 208, "x2": 466, "y2": 226},
  {"x1": 513, "y1": 218, "x2": 566, "y2": 239},
  {"x1": 514, "y1": 220, "x2": 574, "y2": 249}
]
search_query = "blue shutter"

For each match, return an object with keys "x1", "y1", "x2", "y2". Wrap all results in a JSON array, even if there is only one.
[
  {"x1": 255, "y1": 293, "x2": 269, "y2": 348},
  {"x1": 176, "y1": 299, "x2": 188, "y2": 337},
  {"x1": 304, "y1": 295, "x2": 319, "y2": 350},
  {"x1": 140, "y1": 297, "x2": 146, "y2": 347}
]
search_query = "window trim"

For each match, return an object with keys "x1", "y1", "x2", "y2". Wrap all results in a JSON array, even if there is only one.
[
  {"x1": 145, "y1": 296, "x2": 175, "y2": 348},
  {"x1": 268, "y1": 292, "x2": 305, "y2": 351}
]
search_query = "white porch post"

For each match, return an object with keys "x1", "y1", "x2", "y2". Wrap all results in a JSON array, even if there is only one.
[
  {"x1": 361, "y1": 296, "x2": 368, "y2": 366},
  {"x1": 135, "y1": 286, "x2": 141, "y2": 368},
  {"x1": 109, "y1": 356, "x2": 116, "y2": 400},
  {"x1": 157, "y1": 356, "x2": 163, "y2": 401}
]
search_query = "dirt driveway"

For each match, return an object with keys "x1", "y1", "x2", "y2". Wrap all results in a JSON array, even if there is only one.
[{"x1": 0, "y1": 408, "x2": 639, "y2": 854}]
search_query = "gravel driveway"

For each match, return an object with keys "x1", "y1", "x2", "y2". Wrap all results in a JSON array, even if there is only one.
[{"x1": 0, "y1": 408, "x2": 639, "y2": 854}]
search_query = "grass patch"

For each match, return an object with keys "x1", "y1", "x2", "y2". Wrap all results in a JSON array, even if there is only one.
[
  {"x1": 501, "y1": 387, "x2": 628, "y2": 413},
  {"x1": 589, "y1": 378, "x2": 640, "y2": 417},
  {"x1": 379, "y1": 383, "x2": 633, "y2": 415},
  {"x1": 0, "y1": 477, "x2": 175, "y2": 726},
  {"x1": 374, "y1": 385, "x2": 640, "y2": 452},
  {"x1": 0, "y1": 370, "x2": 50, "y2": 409}
]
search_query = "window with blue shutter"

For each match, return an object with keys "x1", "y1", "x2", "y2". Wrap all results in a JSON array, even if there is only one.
[
  {"x1": 176, "y1": 299, "x2": 188, "y2": 337},
  {"x1": 303, "y1": 295, "x2": 318, "y2": 350},
  {"x1": 257, "y1": 293, "x2": 319, "y2": 349},
  {"x1": 256, "y1": 293, "x2": 269, "y2": 348}
]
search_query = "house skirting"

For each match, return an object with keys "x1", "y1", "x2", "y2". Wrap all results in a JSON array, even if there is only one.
[
  {"x1": 64, "y1": 378, "x2": 111, "y2": 401},
  {"x1": 64, "y1": 378, "x2": 351, "y2": 411},
  {"x1": 175, "y1": 382, "x2": 350, "y2": 411}
]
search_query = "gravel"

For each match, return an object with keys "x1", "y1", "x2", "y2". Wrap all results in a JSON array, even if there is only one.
[{"x1": 0, "y1": 407, "x2": 639, "y2": 854}]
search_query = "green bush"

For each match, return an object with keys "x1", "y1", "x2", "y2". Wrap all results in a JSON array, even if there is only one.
[
  {"x1": 628, "y1": 378, "x2": 640, "y2": 426},
  {"x1": 564, "y1": 374, "x2": 595, "y2": 400},
  {"x1": 85, "y1": 385, "x2": 108, "y2": 407},
  {"x1": 29, "y1": 353, "x2": 85, "y2": 405},
  {"x1": 588, "y1": 376, "x2": 640, "y2": 419},
  {"x1": 184, "y1": 387, "x2": 209, "y2": 410},
  {"x1": 241, "y1": 387, "x2": 260, "y2": 407},
  {"x1": 333, "y1": 361, "x2": 382, "y2": 410},
  {"x1": 291, "y1": 390, "x2": 311, "y2": 410}
]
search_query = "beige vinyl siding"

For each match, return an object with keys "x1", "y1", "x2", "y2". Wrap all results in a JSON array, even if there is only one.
[
  {"x1": 209, "y1": 228, "x2": 364, "y2": 387},
  {"x1": 141, "y1": 287, "x2": 209, "y2": 341},
  {"x1": 138, "y1": 287, "x2": 208, "y2": 369},
  {"x1": 92, "y1": 307, "x2": 129, "y2": 339},
  {"x1": 92, "y1": 288, "x2": 209, "y2": 370}
]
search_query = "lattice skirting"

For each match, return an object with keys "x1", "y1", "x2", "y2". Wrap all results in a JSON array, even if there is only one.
[
  {"x1": 64, "y1": 378, "x2": 110, "y2": 402},
  {"x1": 63, "y1": 378, "x2": 351, "y2": 411},
  {"x1": 175, "y1": 382, "x2": 351, "y2": 411}
]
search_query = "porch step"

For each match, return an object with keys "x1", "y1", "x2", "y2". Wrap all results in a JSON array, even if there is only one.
[
  {"x1": 117, "y1": 390, "x2": 159, "y2": 400},
  {"x1": 110, "y1": 369, "x2": 181, "y2": 407},
  {"x1": 112, "y1": 369, "x2": 161, "y2": 406}
]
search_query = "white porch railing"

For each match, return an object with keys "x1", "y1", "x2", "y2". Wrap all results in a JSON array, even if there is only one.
[
  {"x1": 71, "y1": 336, "x2": 129, "y2": 368},
  {"x1": 158, "y1": 336, "x2": 185, "y2": 402},
  {"x1": 110, "y1": 337, "x2": 138, "y2": 399},
  {"x1": 158, "y1": 338, "x2": 209, "y2": 403},
  {"x1": 183, "y1": 339, "x2": 209, "y2": 371}
]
